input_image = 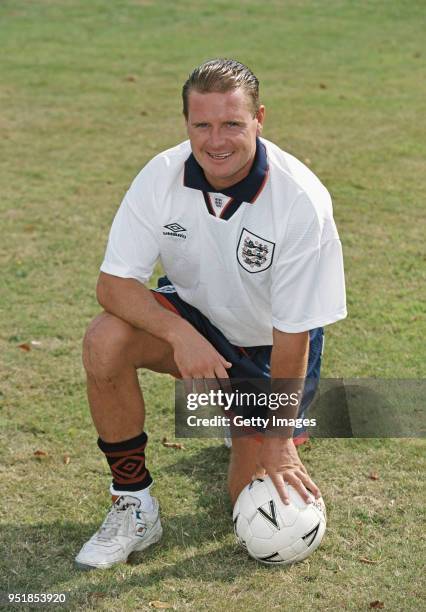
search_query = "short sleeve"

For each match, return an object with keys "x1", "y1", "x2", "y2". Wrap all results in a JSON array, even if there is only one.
[
  {"x1": 271, "y1": 194, "x2": 347, "y2": 332},
  {"x1": 100, "y1": 168, "x2": 160, "y2": 283}
]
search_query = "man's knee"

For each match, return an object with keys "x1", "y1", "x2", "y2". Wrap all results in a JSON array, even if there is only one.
[{"x1": 82, "y1": 312, "x2": 136, "y2": 379}]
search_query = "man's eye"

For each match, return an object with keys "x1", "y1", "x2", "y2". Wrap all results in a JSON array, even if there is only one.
[
  {"x1": 226, "y1": 122, "x2": 240, "y2": 127},
  {"x1": 196, "y1": 123, "x2": 209, "y2": 128}
]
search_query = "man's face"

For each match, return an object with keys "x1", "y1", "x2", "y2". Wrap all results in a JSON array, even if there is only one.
[{"x1": 186, "y1": 87, "x2": 265, "y2": 191}]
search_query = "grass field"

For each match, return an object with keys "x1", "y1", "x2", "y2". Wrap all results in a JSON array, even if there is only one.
[{"x1": 1, "y1": 0, "x2": 425, "y2": 610}]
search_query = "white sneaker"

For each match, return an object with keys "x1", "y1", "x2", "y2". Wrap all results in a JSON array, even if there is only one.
[{"x1": 75, "y1": 495, "x2": 162, "y2": 570}]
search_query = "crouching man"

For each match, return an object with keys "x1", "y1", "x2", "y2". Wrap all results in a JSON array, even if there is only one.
[{"x1": 75, "y1": 58, "x2": 346, "y2": 569}]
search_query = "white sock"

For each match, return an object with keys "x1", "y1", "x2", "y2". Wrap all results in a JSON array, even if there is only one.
[{"x1": 110, "y1": 483, "x2": 155, "y2": 513}]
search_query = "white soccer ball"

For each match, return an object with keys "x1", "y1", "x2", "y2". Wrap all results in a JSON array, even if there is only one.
[{"x1": 233, "y1": 476, "x2": 326, "y2": 565}]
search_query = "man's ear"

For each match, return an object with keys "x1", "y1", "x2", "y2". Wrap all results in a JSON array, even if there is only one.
[{"x1": 256, "y1": 105, "x2": 265, "y2": 135}]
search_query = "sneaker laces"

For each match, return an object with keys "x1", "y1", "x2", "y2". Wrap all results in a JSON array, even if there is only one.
[{"x1": 95, "y1": 498, "x2": 138, "y2": 542}]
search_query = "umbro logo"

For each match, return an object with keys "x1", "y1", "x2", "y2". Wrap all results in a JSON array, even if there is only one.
[
  {"x1": 164, "y1": 223, "x2": 186, "y2": 232},
  {"x1": 163, "y1": 222, "x2": 187, "y2": 239}
]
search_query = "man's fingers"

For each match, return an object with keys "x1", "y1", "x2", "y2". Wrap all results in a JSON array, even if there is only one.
[
  {"x1": 269, "y1": 473, "x2": 290, "y2": 505},
  {"x1": 285, "y1": 471, "x2": 313, "y2": 504},
  {"x1": 183, "y1": 377, "x2": 193, "y2": 397},
  {"x1": 298, "y1": 462, "x2": 308, "y2": 475},
  {"x1": 205, "y1": 376, "x2": 220, "y2": 393},
  {"x1": 217, "y1": 374, "x2": 233, "y2": 396},
  {"x1": 213, "y1": 361, "x2": 233, "y2": 397},
  {"x1": 219, "y1": 354, "x2": 232, "y2": 369},
  {"x1": 214, "y1": 363, "x2": 230, "y2": 381},
  {"x1": 193, "y1": 377, "x2": 206, "y2": 394},
  {"x1": 297, "y1": 470, "x2": 321, "y2": 499}
]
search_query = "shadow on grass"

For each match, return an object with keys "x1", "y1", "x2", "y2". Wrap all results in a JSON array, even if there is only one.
[
  {"x1": 0, "y1": 445, "x2": 248, "y2": 597},
  {"x1": 162, "y1": 443, "x2": 232, "y2": 511},
  {"x1": 0, "y1": 518, "x2": 250, "y2": 588}
]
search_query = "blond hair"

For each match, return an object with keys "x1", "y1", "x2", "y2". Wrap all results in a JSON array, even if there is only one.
[{"x1": 182, "y1": 58, "x2": 259, "y2": 118}]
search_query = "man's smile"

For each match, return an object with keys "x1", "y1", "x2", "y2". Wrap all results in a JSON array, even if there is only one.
[{"x1": 207, "y1": 152, "x2": 234, "y2": 160}]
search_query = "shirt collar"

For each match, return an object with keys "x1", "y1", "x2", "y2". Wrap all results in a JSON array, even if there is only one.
[{"x1": 183, "y1": 137, "x2": 268, "y2": 203}]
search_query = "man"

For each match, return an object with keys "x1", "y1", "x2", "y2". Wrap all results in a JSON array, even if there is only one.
[{"x1": 75, "y1": 59, "x2": 346, "y2": 570}]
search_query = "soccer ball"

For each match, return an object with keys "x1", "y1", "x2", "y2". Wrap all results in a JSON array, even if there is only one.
[{"x1": 233, "y1": 476, "x2": 326, "y2": 565}]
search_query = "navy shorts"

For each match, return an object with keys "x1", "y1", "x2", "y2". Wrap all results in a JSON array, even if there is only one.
[{"x1": 152, "y1": 276, "x2": 324, "y2": 442}]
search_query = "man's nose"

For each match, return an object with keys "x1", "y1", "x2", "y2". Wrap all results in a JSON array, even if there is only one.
[{"x1": 207, "y1": 126, "x2": 226, "y2": 149}]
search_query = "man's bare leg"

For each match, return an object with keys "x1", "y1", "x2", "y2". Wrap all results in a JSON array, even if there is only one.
[
  {"x1": 82, "y1": 311, "x2": 180, "y2": 442},
  {"x1": 227, "y1": 435, "x2": 262, "y2": 506},
  {"x1": 76, "y1": 311, "x2": 181, "y2": 569}
]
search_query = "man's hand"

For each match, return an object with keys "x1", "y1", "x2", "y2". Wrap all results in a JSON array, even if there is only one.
[
  {"x1": 255, "y1": 437, "x2": 321, "y2": 505},
  {"x1": 96, "y1": 273, "x2": 232, "y2": 384},
  {"x1": 171, "y1": 321, "x2": 232, "y2": 380}
]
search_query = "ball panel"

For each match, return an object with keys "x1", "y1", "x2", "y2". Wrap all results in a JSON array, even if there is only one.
[
  {"x1": 290, "y1": 506, "x2": 322, "y2": 538},
  {"x1": 232, "y1": 498, "x2": 240, "y2": 522},
  {"x1": 289, "y1": 537, "x2": 309, "y2": 556},
  {"x1": 312, "y1": 496, "x2": 327, "y2": 520},
  {"x1": 249, "y1": 512, "x2": 277, "y2": 540},
  {"x1": 247, "y1": 478, "x2": 272, "y2": 509},
  {"x1": 234, "y1": 513, "x2": 251, "y2": 545},
  {"x1": 253, "y1": 551, "x2": 286, "y2": 564},
  {"x1": 303, "y1": 517, "x2": 326, "y2": 553},
  {"x1": 234, "y1": 484, "x2": 258, "y2": 522},
  {"x1": 246, "y1": 534, "x2": 278, "y2": 557}
]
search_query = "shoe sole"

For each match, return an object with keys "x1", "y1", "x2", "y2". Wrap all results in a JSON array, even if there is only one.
[{"x1": 75, "y1": 522, "x2": 163, "y2": 571}]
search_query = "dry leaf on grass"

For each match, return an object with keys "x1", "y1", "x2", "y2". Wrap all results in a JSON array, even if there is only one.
[
  {"x1": 18, "y1": 343, "x2": 31, "y2": 352},
  {"x1": 33, "y1": 450, "x2": 48, "y2": 458},
  {"x1": 149, "y1": 601, "x2": 172, "y2": 609},
  {"x1": 162, "y1": 442, "x2": 185, "y2": 450},
  {"x1": 63, "y1": 455, "x2": 71, "y2": 465},
  {"x1": 161, "y1": 437, "x2": 185, "y2": 450},
  {"x1": 359, "y1": 557, "x2": 380, "y2": 565},
  {"x1": 369, "y1": 472, "x2": 379, "y2": 480},
  {"x1": 369, "y1": 601, "x2": 384, "y2": 609}
]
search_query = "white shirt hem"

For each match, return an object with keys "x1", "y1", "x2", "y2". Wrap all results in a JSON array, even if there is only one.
[
  {"x1": 100, "y1": 263, "x2": 150, "y2": 284},
  {"x1": 272, "y1": 310, "x2": 347, "y2": 333}
]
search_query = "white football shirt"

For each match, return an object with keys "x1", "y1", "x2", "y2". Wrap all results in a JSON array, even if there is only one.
[{"x1": 101, "y1": 137, "x2": 347, "y2": 346}]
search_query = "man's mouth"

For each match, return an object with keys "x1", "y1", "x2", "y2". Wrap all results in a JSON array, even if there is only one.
[{"x1": 207, "y1": 152, "x2": 233, "y2": 160}]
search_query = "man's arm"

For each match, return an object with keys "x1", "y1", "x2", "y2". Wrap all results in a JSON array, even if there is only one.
[
  {"x1": 96, "y1": 272, "x2": 231, "y2": 379},
  {"x1": 255, "y1": 328, "x2": 321, "y2": 504}
]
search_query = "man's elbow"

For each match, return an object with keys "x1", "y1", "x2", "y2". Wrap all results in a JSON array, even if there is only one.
[{"x1": 96, "y1": 273, "x2": 111, "y2": 308}]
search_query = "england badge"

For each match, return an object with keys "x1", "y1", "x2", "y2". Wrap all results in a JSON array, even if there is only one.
[{"x1": 237, "y1": 228, "x2": 275, "y2": 273}]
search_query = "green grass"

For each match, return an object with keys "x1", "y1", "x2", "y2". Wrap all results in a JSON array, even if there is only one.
[{"x1": 0, "y1": 0, "x2": 425, "y2": 610}]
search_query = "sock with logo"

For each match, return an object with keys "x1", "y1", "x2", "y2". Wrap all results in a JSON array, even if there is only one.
[
  {"x1": 98, "y1": 432, "x2": 153, "y2": 495},
  {"x1": 110, "y1": 483, "x2": 155, "y2": 513}
]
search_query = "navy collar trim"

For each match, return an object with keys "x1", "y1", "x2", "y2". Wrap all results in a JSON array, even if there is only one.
[{"x1": 184, "y1": 137, "x2": 268, "y2": 203}]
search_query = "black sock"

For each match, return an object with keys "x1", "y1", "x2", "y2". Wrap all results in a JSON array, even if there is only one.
[{"x1": 98, "y1": 432, "x2": 153, "y2": 491}]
